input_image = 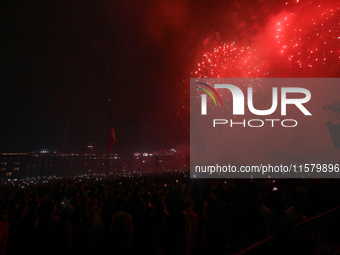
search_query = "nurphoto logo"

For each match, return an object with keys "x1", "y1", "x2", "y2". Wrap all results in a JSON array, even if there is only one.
[{"x1": 197, "y1": 81, "x2": 312, "y2": 128}]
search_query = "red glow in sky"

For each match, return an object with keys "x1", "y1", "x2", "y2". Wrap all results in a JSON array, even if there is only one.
[{"x1": 193, "y1": 0, "x2": 339, "y2": 78}]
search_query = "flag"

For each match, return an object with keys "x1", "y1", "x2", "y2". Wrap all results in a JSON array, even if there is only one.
[
  {"x1": 108, "y1": 126, "x2": 116, "y2": 151},
  {"x1": 108, "y1": 107, "x2": 116, "y2": 151}
]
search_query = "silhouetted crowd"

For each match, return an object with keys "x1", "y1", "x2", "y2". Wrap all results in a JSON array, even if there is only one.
[{"x1": 0, "y1": 171, "x2": 339, "y2": 255}]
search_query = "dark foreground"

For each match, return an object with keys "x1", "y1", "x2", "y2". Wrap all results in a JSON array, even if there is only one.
[{"x1": 0, "y1": 171, "x2": 339, "y2": 255}]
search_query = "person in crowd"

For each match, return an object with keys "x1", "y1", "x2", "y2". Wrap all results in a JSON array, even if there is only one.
[
  {"x1": 0, "y1": 206, "x2": 9, "y2": 255},
  {"x1": 110, "y1": 197, "x2": 133, "y2": 255},
  {"x1": 258, "y1": 188, "x2": 297, "y2": 237}
]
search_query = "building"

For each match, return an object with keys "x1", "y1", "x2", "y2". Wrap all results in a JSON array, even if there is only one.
[
  {"x1": 132, "y1": 149, "x2": 189, "y2": 172},
  {"x1": 0, "y1": 149, "x2": 123, "y2": 179},
  {"x1": 0, "y1": 148, "x2": 189, "y2": 179}
]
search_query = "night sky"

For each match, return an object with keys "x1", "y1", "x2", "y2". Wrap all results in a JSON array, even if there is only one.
[{"x1": 1, "y1": 0, "x2": 339, "y2": 154}]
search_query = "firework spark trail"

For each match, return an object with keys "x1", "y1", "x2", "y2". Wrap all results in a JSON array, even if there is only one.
[
  {"x1": 274, "y1": 1, "x2": 340, "y2": 71},
  {"x1": 193, "y1": 42, "x2": 266, "y2": 78}
]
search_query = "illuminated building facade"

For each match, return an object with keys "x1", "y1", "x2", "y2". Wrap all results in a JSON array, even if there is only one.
[
  {"x1": 0, "y1": 148, "x2": 189, "y2": 178},
  {"x1": 0, "y1": 149, "x2": 122, "y2": 178}
]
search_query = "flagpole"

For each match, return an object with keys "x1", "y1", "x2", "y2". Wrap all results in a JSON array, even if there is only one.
[
  {"x1": 107, "y1": 99, "x2": 111, "y2": 176},
  {"x1": 107, "y1": 98, "x2": 116, "y2": 176}
]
